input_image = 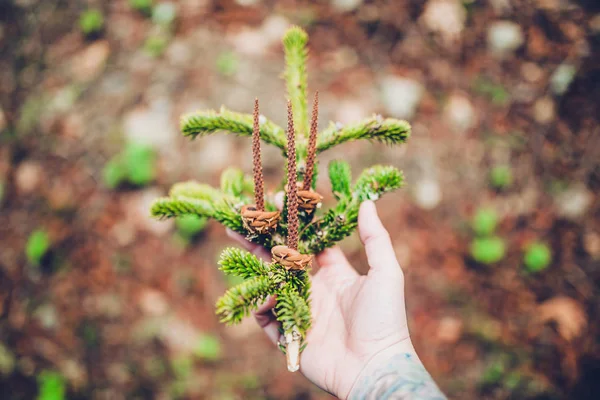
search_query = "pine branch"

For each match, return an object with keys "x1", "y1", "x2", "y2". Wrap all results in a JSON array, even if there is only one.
[
  {"x1": 317, "y1": 117, "x2": 411, "y2": 153},
  {"x1": 275, "y1": 285, "x2": 311, "y2": 336},
  {"x1": 283, "y1": 26, "x2": 309, "y2": 137},
  {"x1": 220, "y1": 167, "x2": 245, "y2": 198},
  {"x1": 354, "y1": 165, "x2": 405, "y2": 201},
  {"x1": 181, "y1": 107, "x2": 287, "y2": 152},
  {"x1": 150, "y1": 196, "x2": 214, "y2": 219},
  {"x1": 216, "y1": 276, "x2": 273, "y2": 325},
  {"x1": 328, "y1": 160, "x2": 352, "y2": 200},
  {"x1": 300, "y1": 199, "x2": 359, "y2": 254},
  {"x1": 218, "y1": 248, "x2": 269, "y2": 279},
  {"x1": 212, "y1": 202, "x2": 245, "y2": 233},
  {"x1": 169, "y1": 181, "x2": 225, "y2": 202}
]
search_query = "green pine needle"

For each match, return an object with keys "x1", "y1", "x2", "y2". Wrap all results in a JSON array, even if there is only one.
[
  {"x1": 150, "y1": 196, "x2": 214, "y2": 219},
  {"x1": 317, "y1": 117, "x2": 411, "y2": 153},
  {"x1": 169, "y1": 181, "x2": 225, "y2": 202},
  {"x1": 354, "y1": 165, "x2": 404, "y2": 201},
  {"x1": 180, "y1": 107, "x2": 287, "y2": 152},
  {"x1": 328, "y1": 160, "x2": 352, "y2": 200},
  {"x1": 218, "y1": 248, "x2": 269, "y2": 279},
  {"x1": 275, "y1": 286, "x2": 311, "y2": 336},
  {"x1": 220, "y1": 167, "x2": 245, "y2": 197},
  {"x1": 216, "y1": 276, "x2": 273, "y2": 325},
  {"x1": 283, "y1": 26, "x2": 309, "y2": 137}
]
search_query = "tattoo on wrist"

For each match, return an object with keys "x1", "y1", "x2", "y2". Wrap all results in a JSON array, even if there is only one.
[{"x1": 349, "y1": 353, "x2": 447, "y2": 400}]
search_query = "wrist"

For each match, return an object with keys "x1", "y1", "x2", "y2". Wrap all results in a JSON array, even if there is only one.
[{"x1": 346, "y1": 339, "x2": 446, "y2": 400}]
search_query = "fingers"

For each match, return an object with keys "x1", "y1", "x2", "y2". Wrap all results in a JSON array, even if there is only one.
[
  {"x1": 358, "y1": 201, "x2": 401, "y2": 275},
  {"x1": 315, "y1": 247, "x2": 358, "y2": 280},
  {"x1": 253, "y1": 296, "x2": 281, "y2": 345},
  {"x1": 226, "y1": 229, "x2": 272, "y2": 261},
  {"x1": 274, "y1": 191, "x2": 285, "y2": 210}
]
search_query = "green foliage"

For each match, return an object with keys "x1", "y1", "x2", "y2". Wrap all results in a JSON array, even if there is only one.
[
  {"x1": 129, "y1": 0, "x2": 153, "y2": 14},
  {"x1": 26, "y1": 229, "x2": 50, "y2": 266},
  {"x1": 151, "y1": 196, "x2": 214, "y2": 219},
  {"x1": 176, "y1": 215, "x2": 208, "y2": 239},
  {"x1": 170, "y1": 181, "x2": 224, "y2": 202},
  {"x1": 489, "y1": 165, "x2": 513, "y2": 189},
  {"x1": 275, "y1": 286, "x2": 311, "y2": 337},
  {"x1": 472, "y1": 208, "x2": 498, "y2": 236},
  {"x1": 481, "y1": 359, "x2": 506, "y2": 385},
  {"x1": 317, "y1": 117, "x2": 410, "y2": 153},
  {"x1": 144, "y1": 35, "x2": 169, "y2": 57},
  {"x1": 103, "y1": 142, "x2": 156, "y2": 188},
  {"x1": 220, "y1": 168, "x2": 245, "y2": 197},
  {"x1": 37, "y1": 371, "x2": 66, "y2": 400},
  {"x1": 354, "y1": 165, "x2": 404, "y2": 201},
  {"x1": 523, "y1": 242, "x2": 552, "y2": 273},
  {"x1": 216, "y1": 276, "x2": 273, "y2": 324},
  {"x1": 79, "y1": 9, "x2": 104, "y2": 35},
  {"x1": 470, "y1": 236, "x2": 506, "y2": 264},
  {"x1": 193, "y1": 334, "x2": 222, "y2": 361},
  {"x1": 216, "y1": 51, "x2": 239, "y2": 77},
  {"x1": 328, "y1": 160, "x2": 352, "y2": 199},
  {"x1": 181, "y1": 108, "x2": 287, "y2": 152},
  {"x1": 218, "y1": 248, "x2": 269, "y2": 279},
  {"x1": 282, "y1": 26, "x2": 309, "y2": 137}
]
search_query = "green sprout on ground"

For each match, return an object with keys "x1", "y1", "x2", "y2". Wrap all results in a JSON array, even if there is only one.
[
  {"x1": 79, "y1": 9, "x2": 104, "y2": 36},
  {"x1": 489, "y1": 165, "x2": 513, "y2": 190},
  {"x1": 37, "y1": 371, "x2": 66, "y2": 400},
  {"x1": 150, "y1": 26, "x2": 410, "y2": 371},
  {"x1": 472, "y1": 207, "x2": 499, "y2": 236},
  {"x1": 473, "y1": 76, "x2": 510, "y2": 106},
  {"x1": 26, "y1": 229, "x2": 50, "y2": 266},
  {"x1": 216, "y1": 51, "x2": 239, "y2": 77},
  {"x1": 129, "y1": 0, "x2": 153, "y2": 15},
  {"x1": 471, "y1": 236, "x2": 506, "y2": 265},
  {"x1": 523, "y1": 242, "x2": 552, "y2": 273},
  {"x1": 103, "y1": 142, "x2": 156, "y2": 188},
  {"x1": 469, "y1": 207, "x2": 506, "y2": 265},
  {"x1": 193, "y1": 334, "x2": 222, "y2": 361},
  {"x1": 144, "y1": 35, "x2": 169, "y2": 57}
]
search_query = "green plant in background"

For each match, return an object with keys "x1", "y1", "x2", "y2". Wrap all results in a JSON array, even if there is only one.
[
  {"x1": 144, "y1": 35, "x2": 169, "y2": 57},
  {"x1": 152, "y1": 2, "x2": 177, "y2": 26},
  {"x1": 150, "y1": 26, "x2": 410, "y2": 371},
  {"x1": 470, "y1": 236, "x2": 506, "y2": 265},
  {"x1": 193, "y1": 334, "x2": 222, "y2": 361},
  {"x1": 473, "y1": 76, "x2": 510, "y2": 106},
  {"x1": 79, "y1": 9, "x2": 104, "y2": 36},
  {"x1": 489, "y1": 165, "x2": 513, "y2": 190},
  {"x1": 176, "y1": 215, "x2": 208, "y2": 239},
  {"x1": 523, "y1": 242, "x2": 552, "y2": 273},
  {"x1": 472, "y1": 207, "x2": 499, "y2": 236},
  {"x1": 26, "y1": 229, "x2": 50, "y2": 266},
  {"x1": 129, "y1": 0, "x2": 153, "y2": 15},
  {"x1": 37, "y1": 371, "x2": 66, "y2": 400},
  {"x1": 103, "y1": 142, "x2": 156, "y2": 188},
  {"x1": 216, "y1": 51, "x2": 239, "y2": 77}
]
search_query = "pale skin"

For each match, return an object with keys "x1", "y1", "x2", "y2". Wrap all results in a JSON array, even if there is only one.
[{"x1": 228, "y1": 200, "x2": 446, "y2": 399}]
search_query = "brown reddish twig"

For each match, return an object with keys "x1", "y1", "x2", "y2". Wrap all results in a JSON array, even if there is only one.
[
  {"x1": 286, "y1": 100, "x2": 299, "y2": 250},
  {"x1": 303, "y1": 91, "x2": 319, "y2": 191},
  {"x1": 252, "y1": 98, "x2": 265, "y2": 211}
]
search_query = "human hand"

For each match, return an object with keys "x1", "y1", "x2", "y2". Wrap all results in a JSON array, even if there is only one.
[{"x1": 228, "y1": 200, "x2": 417, "y2": 398}]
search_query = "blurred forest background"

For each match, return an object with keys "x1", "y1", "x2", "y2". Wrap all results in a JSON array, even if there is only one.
[{"x1": 1, "y1": 0, "x2": 599, "y2": 399}]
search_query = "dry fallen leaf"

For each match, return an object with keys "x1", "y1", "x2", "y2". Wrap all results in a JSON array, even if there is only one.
[{"x1": 538, "y1": 296, "x2": 587, "y2": 341}]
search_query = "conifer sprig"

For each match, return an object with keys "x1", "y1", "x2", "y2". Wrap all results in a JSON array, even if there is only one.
[
  {"x1": 218, "y1": 248, "x2": 269, "y2": 279},
  {"x1": 286, "y1": 100, "x2": 299, "y2": 250},
  {"x1": 252, "y1": 99, "x2": 265, "y2": 211},
  {"x1": 151, "y1": 196, "x2": 214, "y2": 219},
  {"x1": 216, "y1": 276, "x2": 273, "y2": 324},
  {"x1": 317, "y1": 117, "x2": 411, "y2": 153},
  {"x1": 283, "y1": 26, "x2": 309, "y2": 138},
  {"x1": 275, "y1": 286, "x2": 312, "y2": 336},
  {"x1": 181, "y1": 107, "x2": 287, "y2": 152},
  {"x1": 303, "y1": 91, "x2": 319, "y2": 191},
  {"x1": 328, "y1": 160, "x2": 352, "y2": 200}
]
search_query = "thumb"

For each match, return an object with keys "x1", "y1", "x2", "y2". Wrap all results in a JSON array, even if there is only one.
[{"x1": 358, "y1": 201, "x2": 402, "y2": 275}]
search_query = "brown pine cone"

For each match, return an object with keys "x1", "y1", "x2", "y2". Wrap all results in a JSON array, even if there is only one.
[
  {"x1": 297, "y1": 189, "x2": 323, "y2": 214},
  {"x1": 271, "y1": 245, "x2": 312, "y2": 271},
  {"x1": 240, "y1": 205, "x2": 280, "y2": 235}
]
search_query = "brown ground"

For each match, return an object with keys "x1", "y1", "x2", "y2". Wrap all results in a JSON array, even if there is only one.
[{"x1": 1, "y1": 1, "x2": 599, "y2": 399}]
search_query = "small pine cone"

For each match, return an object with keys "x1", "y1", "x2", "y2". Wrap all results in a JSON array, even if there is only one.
[
  {"x1": 240, "y1": 205, "x2": 280, "y2": 235},
  {"x1": 271, "y1": 245, "x2": 312, "y2": 271},
  {"x1": 297, "y1": 189, "x2": 323, "y2": 214}
]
